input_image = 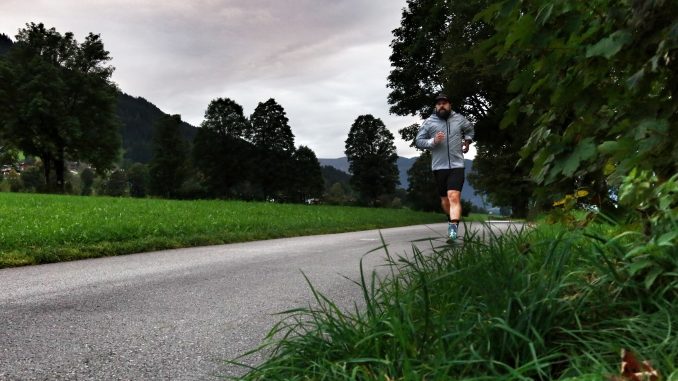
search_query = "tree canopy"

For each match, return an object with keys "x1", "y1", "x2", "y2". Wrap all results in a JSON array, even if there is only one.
[
  {"x1": 292, "y1": 145, "x2": 324, "y2": 202},
  {"x1": 201, "y1": 97, "x2": 250, "y2": 139},
  {"x1": 388, "y1": 0, "x2": 533, "y2": 216},
  {"x1": 345, "y1": 115, "x2": 399, "y2": 205},
  {"x1": 0, "y1": 23, "x2": 121, "y2": 191},
  {"x1": 249, "y1": 98, "x2": 295, "y2": 153},
  {"x1": 149, "y1": 114, "x2": 189, "y2": 198},
  {"x1": 478, "y1": 0, "x2": 677, "y2": 233}
]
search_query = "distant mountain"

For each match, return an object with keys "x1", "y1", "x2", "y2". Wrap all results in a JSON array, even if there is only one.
[
  {"x1": 320, "y1": 165, "x2": 351, "y2": 190},
  {"x1": 396, "y1": 156, "x2": 417, "y2": 187},
  {"x1": 318, "y1": 156, "x2": 487, "y2": 207},
  {"x1": 116, "y1": 93, "x2": 198, "y2": 163},
  {"x1": 317, "y1": 156, "x2": 419, "y2": 189},
  {"x1": 317, "y1": 157, "x2": 350, "y2": 173}
]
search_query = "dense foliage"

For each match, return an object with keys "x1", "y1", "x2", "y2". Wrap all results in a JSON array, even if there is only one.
[
  {"x1": 116, "y1": 92, "x2": 197, "y2": 163},
  {"x1": 478, "y1": 0, "x2": 677, "y2": 238},
  {"x1": 237, "y1": 2, "x2": 677, "y2": 379},
  {"x1": 149, "y1": 115, "x2": 189, "y2": 198},
  {"x1": 0, "y1": 23, "x2": 121, "y2": 191},
  {"x1": 389, "y1": 0, "x2": 677, "y2": 230},
  {"x1": 345, "y1": 115, "x2": 400, "y2": 205},
  {"x1": 388, "y1": 0, "x2": 533, "y2": 216},
  {"x1": 236, "y1": 218, "x2": 677, "y2": 380}
]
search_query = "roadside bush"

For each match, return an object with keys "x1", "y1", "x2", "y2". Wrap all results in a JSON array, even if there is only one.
[
  {"x1": 460, "y1": 199, "x2": 472, "y2": 217},
  {"x1": 234, "y1": 217, "x2": 677, "y2": 380},
  {"x1": 80, "y1": 168, "x2": 95, "y2": 196},
  {"x1": 5, "y1": 170, "x2": 23, "y2": 192},
  {"x1": 105, "y1": 169, "x2": 128, "y2": 197},
  {"x1": 0, "y1": 179, "x2": 10, "y2": 192},
  {"x1": 127, "y1": 163, "x2": 149, "y2": 198}
]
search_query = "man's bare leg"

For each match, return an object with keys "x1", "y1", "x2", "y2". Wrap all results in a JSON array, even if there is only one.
[
  {"x1": 447, "y1": 190, "x2": 461, "y2": 221},
  {"x1": 444, "y1": 190, "x2": 462, "y2": 241},
  {"x1": 440, "y1": 196, "x2": 450, "y2": 218}
]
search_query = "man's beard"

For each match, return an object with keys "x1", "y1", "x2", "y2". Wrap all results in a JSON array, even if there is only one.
[{"x1": 436, "y1": 109, "x2": 451, "y2": 119}]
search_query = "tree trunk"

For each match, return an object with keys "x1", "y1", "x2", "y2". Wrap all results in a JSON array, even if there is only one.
[
  {"x1": 55, "y1": 159, "x2": 65, "y2": 192},
  {"x1": 55, "y1": 146, "x2": 66, "y2": 193},
  {"x1": 43, "y1": 152, "x2": 51, "y2": 188}
]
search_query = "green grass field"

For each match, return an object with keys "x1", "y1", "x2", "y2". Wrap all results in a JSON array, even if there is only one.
[{"x1": 0, "y1": 192, "x2": 448, "y2": 268}]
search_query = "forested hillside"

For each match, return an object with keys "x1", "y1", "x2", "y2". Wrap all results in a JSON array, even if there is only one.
[{"x1": 116, "y1": 93, "x2": 197, "y2": 163}]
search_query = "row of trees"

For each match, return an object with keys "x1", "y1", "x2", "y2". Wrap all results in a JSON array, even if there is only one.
[
  {"x1": 1, "y1": 21, "x2": 486, "y2": 211},
  {"x1": 0, "y1": 24, "x2": 327, "y2": 203},
  {"x1": 149, "y1": 100, "x2": 324, "y2": 202},
  {"x1": 0, "y1": 23, "x2": 406, "y2": 207}
]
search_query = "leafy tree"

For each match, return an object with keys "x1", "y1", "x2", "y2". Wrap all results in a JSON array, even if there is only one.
[
  {"x1": 249, "y1": 99, "x2": 296, "y2": 199},
  {"x1": 249, "y1": 99, "x2": 295, "y2": 153},
  {"x1": 127, "y1": 163, "x2": 149, "y2": 198},
  {"x1": 80, "y1": 168, "x2": 95, "y2": 196},
  {"x1": 388, "y1": 0, "x2": 448, "y2": 118},
  {"x1": 0, "y1": 38, "x2": 18, "y2": 168},
  {"x1": 479, "y1": 0, "x2": 677, "y2": 234},
  {"x1": 193, "y1": 98, "x2": 256, "y2": 198},
  {"x1": 0, "y1": 23, "x2": 121, "y2": 192},
  {"x1": 398, "y1": 123, "x2": 439, "y2": 212},
  {"x1": 325, "y1": 182, "x2": 349, "y2": 205},
  {"x1": 20, "y1": 167, "x2": 43, "y2": 192},
  {"x1": 468, "y1": 142, "x2": 532, "y2": 218},
  {"x1": 292, "y1": 146, "x2": 323, "y2": 202},
  {"x1": 149, "y1": 115, "x2": 189, "y2": 198},
  {"x1": 0, "y1": 145, "x2": 19, "y2": 167},
  {"x1": 0, "y1": 33, "x2": 12, "y2": 56},
  {"x1": 460, "y1": 199, "x2": 472, "y2": 217},
  {"x1": 388, "y1": 0, "x2": 533, "y2": 217},
  {"x1": 105, "y1": 169, "x2": 127, "y2": 196},
  {"x1": 388, "y1": 0, "x2": 498, "y2": 119},
  {"x1": 405, "y1": 151, "x2": 440, "y2": 212},
  {"x1": 201, "y1": 97, "x2": 249, "y2": 139},
  {"x1": 345, "y1": 115, "x2": 399, "y2": 205}
]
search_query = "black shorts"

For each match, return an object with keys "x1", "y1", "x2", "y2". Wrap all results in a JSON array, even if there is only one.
[{"x1": 433, "y1": 168, "x2": 465, "y2": 197}]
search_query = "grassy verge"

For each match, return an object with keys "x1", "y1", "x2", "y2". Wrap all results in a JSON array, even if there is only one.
[
  {"x1": 0, "y1": 192, "x2": 445, "y2": 268},
  {"x1": 233, "y1": 217, "x2": 678, "y2": 380}
]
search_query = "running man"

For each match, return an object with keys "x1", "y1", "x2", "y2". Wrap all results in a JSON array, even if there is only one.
[{"x1": 415, "y1": 93, "x2": 474, "y2": 241}]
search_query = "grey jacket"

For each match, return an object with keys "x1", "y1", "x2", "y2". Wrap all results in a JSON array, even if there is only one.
[{"x1": 415, "y1": 112, "x2": 474, "y2": 170}]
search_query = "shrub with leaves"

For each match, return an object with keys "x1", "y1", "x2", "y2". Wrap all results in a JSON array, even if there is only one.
[{"x1": 477, "y1": 0, "x2": 677, "y2": 239}]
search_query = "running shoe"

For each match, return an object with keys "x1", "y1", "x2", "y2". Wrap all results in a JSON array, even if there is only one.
[{"x1": 448, "y1": 222, "x2": 458, "y2": 241}]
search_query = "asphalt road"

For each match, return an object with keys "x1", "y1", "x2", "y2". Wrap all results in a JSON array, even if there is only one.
[{"x1": 0, "y1": 221, "x2": 520, "y2": 380}]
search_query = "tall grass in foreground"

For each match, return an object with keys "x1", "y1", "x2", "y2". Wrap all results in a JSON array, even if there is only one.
[{"x1": 233, "y1": 220, "x2": 678, "y2": 380}]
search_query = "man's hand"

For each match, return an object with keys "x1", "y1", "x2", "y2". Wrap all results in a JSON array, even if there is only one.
[
  {"x1": 434, "y1": 131, "x2": 445, "y2": 145},
  {"x1": 462, "y1": 140, "x2": 471, "y2": 153}
]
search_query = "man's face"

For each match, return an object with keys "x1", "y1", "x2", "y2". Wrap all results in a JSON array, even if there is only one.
[{"x1": 435, "y1": 100, "x2": 451, "y2": 112}]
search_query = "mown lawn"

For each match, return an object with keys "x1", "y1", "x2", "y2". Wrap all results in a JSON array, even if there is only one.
[{"x1": 0, "y1": 192, "x2": 446, "y2": 268}]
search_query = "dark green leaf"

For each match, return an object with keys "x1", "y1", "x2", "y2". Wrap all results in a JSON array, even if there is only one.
[{"x1": 586, "y1": 30, "x2": 631, "y2": 59}]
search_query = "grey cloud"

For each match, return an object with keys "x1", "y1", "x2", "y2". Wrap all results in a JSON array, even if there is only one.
[{"x1": 1, "y1": 0, "x2": 435, "y2": 158}]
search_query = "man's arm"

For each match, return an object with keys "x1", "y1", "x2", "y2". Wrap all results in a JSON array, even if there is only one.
[
  {"x1": 461, "y1": 117, "x2": 474, "y2": 153},
  {"x1": 415, "y1": 121, "x2": 435, "y2": 149}
]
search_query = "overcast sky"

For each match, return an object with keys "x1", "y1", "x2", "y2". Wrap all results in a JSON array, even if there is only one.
[{"x1": 1, "y1": 0, "x2": 476, "y2": 159}]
